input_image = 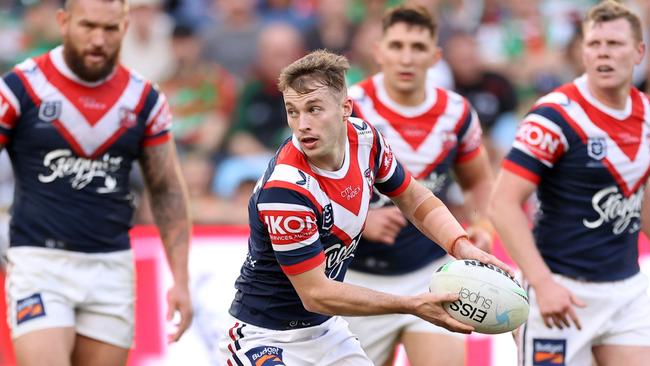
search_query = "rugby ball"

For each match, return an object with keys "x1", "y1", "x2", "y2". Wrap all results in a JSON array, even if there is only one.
[{"x1": 429, "y1": 259, "x2": 529, "y2": 334}]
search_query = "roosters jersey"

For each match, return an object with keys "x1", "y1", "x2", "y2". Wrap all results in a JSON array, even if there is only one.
[
  {"x1": 504, "y1": 75, "x2": 650, "y2": 281},
  {"x1": 229, "y1": 117, "x2": 411, "y2": 330},
  {"x1": 0, "y1": 46, "x2": 172, "y2": 253},
  {"x1": 347, "y1": 74, "x2": 483, "y2": 274}
]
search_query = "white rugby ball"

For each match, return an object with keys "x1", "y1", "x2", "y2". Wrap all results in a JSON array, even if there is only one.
[{"x1": 429, "y1": 259, "x2": 529, "y2": 334}]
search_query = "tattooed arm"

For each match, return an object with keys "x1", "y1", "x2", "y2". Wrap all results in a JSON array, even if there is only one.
[{"x1": 139, "y1": 139, "x2": 193, "y2": 341}]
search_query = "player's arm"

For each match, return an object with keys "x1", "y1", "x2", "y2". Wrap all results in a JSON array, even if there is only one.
[
  {"x1": 488, "y1": 170, "x2": 584, "y2": 329},
  {"x1": 391, "y1": 177, "x2": 510, "y2": 273},
  {"x1": 286, "y1": 261, "x2": 473, "y2": 334},
  {"x1": 453, "y1": 148, "x2": 494, "y2": 252},
  {"x1": 139, "y1": 139, "x2": 193, "y2": 341}
]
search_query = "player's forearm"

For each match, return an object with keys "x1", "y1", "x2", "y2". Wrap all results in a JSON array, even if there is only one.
[
  {"x1": 300, "y1": 279, "x2": 417, "y2": 317},
  {"x1": 140, "y1": 142, "x2": 192, "y2": 283},
  {"x1": 393, "y1": 179, "x2": 467, "y2": 253},
  {"x1": 488, "y1": 198, "x2": 552, "y2": 287}
]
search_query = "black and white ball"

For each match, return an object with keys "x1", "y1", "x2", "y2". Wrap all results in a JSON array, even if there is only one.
[{"x1": 429, "y1": 259, "x2": 529, "y2": 334}]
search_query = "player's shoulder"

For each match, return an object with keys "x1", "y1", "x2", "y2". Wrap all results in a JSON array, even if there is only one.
[{"x1": 348, "y1": 77, "x2": 374, "y2": 102}]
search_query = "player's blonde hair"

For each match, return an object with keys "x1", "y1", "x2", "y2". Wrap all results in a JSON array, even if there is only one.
[
  {"x1": 584, "y1": 0, "x2": 643, "y2": 42},
  {"x1": 277, "y1": 50, "x2": 349, "y2": 96}
]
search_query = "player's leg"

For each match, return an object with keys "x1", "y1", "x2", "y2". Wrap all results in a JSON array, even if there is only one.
[
  {"x1": 71, "y1": 335, "x2": 129, "y2": 366},
  {"x1": 74, "y1": 250, "x2": 135, "y2": 365},
  {"x1": 592, "y1": 345, "x2": 650, "y2": 366},
  {"x1": 13, "y1": 327, "x2": 75, "y2": 366},
  {"x1": 401, "y1": 332, "x2": 465, "y2": 366},
  {"x1": 6, "y1": 248, "x2": 79, "y2": 366},
  {"x1": 592, "y1": 273, "x2": 650, "y2": 366}
]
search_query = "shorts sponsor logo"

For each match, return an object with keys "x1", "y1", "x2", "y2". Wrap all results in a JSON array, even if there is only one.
[
  {"x1": 16, "y1": 293, "x2": 46, "y2": 325},
  {"x1": 583, "y1": 185, "x2": 642, "y2": 235},
  {"x1": 245, "y1": 346, "x2": 285, "y2": 366},
  {"x1": 587, "y1": 137, "x2": 607, "y2": 160},
  {"x1": 533, "y1": 339, "x2": 566, "y2": 365}
]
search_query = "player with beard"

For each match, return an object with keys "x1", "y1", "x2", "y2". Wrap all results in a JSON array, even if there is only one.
[
  {"x1": 0, "y1": 0, "x2": 193, "y2": 365},
  {"x1": 490, "y1": 1, "x2": 650, "y2": 365}
]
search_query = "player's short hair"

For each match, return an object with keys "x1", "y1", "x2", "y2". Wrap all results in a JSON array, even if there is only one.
[
  {"x1": 584, "y1": 0, "x2": 642, "y2": 42},
  {"x1": 64, "y1": 0, "x2": 126, "y2": 10},
  {"x1": 277, "y1": 50, "x2": 349, "y2": 96},
  {"x1": 382, "y1": 5, "x2": 437, "y2": 39}
]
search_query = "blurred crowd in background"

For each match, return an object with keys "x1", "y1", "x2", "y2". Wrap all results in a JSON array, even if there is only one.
[{"x1": 1, "y1": 0, "x2": 650, "y2": 227}]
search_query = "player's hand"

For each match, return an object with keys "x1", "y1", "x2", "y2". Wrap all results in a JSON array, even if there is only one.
[
  {"x1": 451, "y1": 237, "x2": 514, "y2": 277},
  {"x1": 166, "y1": 283, "x2": 193, "y2": 342},
  {"x1": 361, "y1": 206, "x2": 407, "y2": 245},
  {"x1": 467, "y1": 219, "x2": 494, "y2": 253},
  {"x1": 411, "y1": 292, "x2": 474, "y2": 334},
  {"x1": 532, "y1": 277, "x2": 585, "y2": 330}
]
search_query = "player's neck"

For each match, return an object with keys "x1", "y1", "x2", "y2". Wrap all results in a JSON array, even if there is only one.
[
  {"x1": 586, "y1": 80, "x2": 630, "y2": 110},
  {"x1": 384, "y1": 84, "x2": 426, "y2": 107},
  {"x1": 309, "y1": 135, "x2": 347, "y2": 172}
]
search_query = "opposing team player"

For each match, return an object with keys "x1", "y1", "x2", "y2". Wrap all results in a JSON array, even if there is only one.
[
  {"x1": 0, "y1": 0, "x2": 192, "y2": 364},
  {"x1": 344, "y1": 6, "x2": 494, "y2": 366},
  {"x1": 489, "y1": 1, "x2": 650, "y2": 365},
  {"x1": 219, "y1": 49, "x2": 510, "y2": 365}
]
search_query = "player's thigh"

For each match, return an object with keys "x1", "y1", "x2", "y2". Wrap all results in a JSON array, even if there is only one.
[
  {"x1": 592, "y1": 345, "x2": 650, "y2": 366},
  {"x1": 72, "y1": 334, "x2": 130, "y2": 366},
  {"x1": 401, "y1": 332, "x2": 465, "y2": 366},
  {"x1": 13, "y1": 327, "x2": 75, "y2": 366},
  {"x1": 344, "y1": 313, "x2": 405, "y2": 366}
]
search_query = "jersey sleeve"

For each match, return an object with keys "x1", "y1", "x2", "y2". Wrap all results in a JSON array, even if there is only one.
[
  {"x1": 0, "y1": 74, "x2": 22, "y2": 145},
  {"x1": 142, "y1": 86, "x2": 172, "y2": 147},
  {"x1": 503, "y1": 105, "x2": 569, "y2": 184},
  {"x1": 257, "y1": 185, "x2": 325, "y2": 276},
  {"x1": 456, "y1": 104, "x2": 483, "y2": 163},
  {"x1": 373, "y1": 128, "x2": 412, "y2": 197}
]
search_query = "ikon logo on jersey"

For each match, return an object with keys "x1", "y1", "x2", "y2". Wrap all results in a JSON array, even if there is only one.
[
  {"x1": 516, "y1": 121, "x2": 564, "y2": 163},
  {"x1": 16, "y1": 293, "x2": 46, "y2": 325},
  {"x1": 263, "y1": 212, "x2": 318, "y2": 243},
  {"x1": 245, "y1": 346, "x2": 285, "y2": 366},
  {"x1": 533, "y1": 339, "x2": 566, "y2": 366}
]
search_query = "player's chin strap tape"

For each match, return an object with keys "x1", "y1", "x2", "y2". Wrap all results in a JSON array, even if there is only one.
[{"x1": 414, "y1": 196, "x2": 468, "y2": 255}]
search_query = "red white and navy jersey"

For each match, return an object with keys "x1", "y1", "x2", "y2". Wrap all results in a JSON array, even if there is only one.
[
  {"x1": 347, "y1": 74, "x2": 482, "y2": 275},
  {"x1": 504, "y1": 75, "x2": 650, "y2": 281},
  {"x1": 229, "y1": 117, "x2": 411, "y2": 330},
  {"x1": 0, "y1": 46, "x2": 171, "y2": 253}
]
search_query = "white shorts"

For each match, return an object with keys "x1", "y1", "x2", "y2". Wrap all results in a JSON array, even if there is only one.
[
  {"x1": 344, "y1": 256, "x2": 464, "y2": 366},
  {"x1": 5, "y1": 246, "x2": 136, "y2": 348},
  {"x1": 518, "y1": 272, "x2": 650, "y2": 366},
  {"x1": 219, "y1": 316, "x2": 373, "y2": 366}
]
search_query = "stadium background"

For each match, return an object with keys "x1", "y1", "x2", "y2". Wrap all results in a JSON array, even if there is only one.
[{"x1": 1, "y1": 0, "x2": 650, "y2": 365}]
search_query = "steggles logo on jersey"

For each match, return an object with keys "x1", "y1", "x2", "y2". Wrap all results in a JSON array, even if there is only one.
[
  {"x1": 38, "y1": 149, "x2": 123, "y2": 192},
  {"x1": 583, "y1": 185, "x2": 643, "y2": 234},
  {"x1": 38, "y1": 100, "x2": 62, "y2": 122},
  {"x1": 324, "y1": 234, "x2": 361, "y2": 279},
  {"x1": 587, "y1": 137, "x2": 607, "y2": 160}
]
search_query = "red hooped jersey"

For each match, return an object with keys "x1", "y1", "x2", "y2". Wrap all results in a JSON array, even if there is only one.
[
  {"x1": 347, "y1": 73, "x2": 482, "y2": 274},
  {"x1": 0, "y1": 46, "x2": 171, "y2": 252},
  {"x1": 229, "y1": 117, "x2": 411, "y2": 330},
  {"x1": 504, "y1": 75, "x2": 650, "y2": 281}
]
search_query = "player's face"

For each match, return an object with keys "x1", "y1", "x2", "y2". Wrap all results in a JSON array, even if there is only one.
[
  {"x1": 582, "y1": 18, "x2": 644, "y2": 93},
  {"x1": 375, "y1": 22, "x2": 440, "y2": 98},
  {"x1": 57, "y1": 0, "x2": 128, "y2": 82},
  {"x1": 284, "y1": 84, "x2": 353, "y2": 170}
]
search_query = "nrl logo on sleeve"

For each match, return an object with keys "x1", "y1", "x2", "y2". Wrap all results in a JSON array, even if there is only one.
[
  {"x1": 322, "y1": 203, "x2": 333, "y2": 231},
  {"x1": 38, "y1": 100, "x2": 62, "y2": 122},
  {"x1": 587, "y1": 137, "x2": 607, "y2": 161}
]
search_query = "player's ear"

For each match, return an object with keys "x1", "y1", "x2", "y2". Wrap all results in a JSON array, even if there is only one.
[
  {"x1": 56, "y1": 8, "x2": 69, "y2": 34},
  {"x1": 342, "y1": 96, "x2": 353, "y2": 121}
]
